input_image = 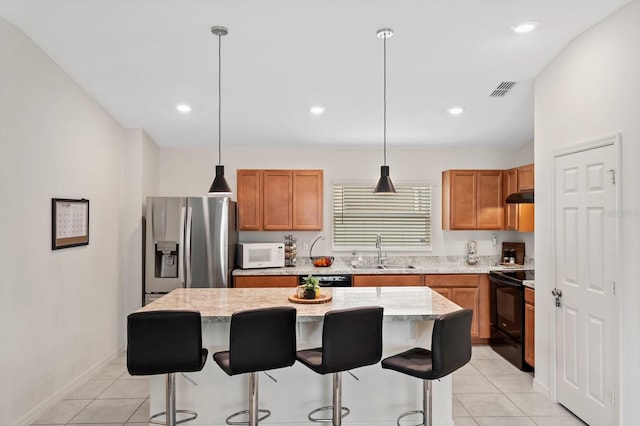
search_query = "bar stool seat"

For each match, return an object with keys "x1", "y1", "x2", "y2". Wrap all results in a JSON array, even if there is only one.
[
  {"x1": 213, "y1": 306, "x2": 297, "y2": 426},
  {"x1": 127, "y1": 310, "x2": 207, "y2": 426},
  {"x1": 381, "y1": 308, "x2": 472, "y2": 426},
  {"x1": 296, "y1": 306, "x2": 384, "y2": 426}
]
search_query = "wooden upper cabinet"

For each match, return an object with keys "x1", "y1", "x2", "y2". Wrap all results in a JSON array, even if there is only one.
[
  {"x1": 502, "y1": 164, "x2": 535, "y2": 232},
  {"x1": 237, "y1": 170, "x2": 262, "y2": 230},
  {"x1": 476, "y1": 170, "x2": 504, "y2": 229},
  {"x1": 237, "y1": 169, "x2": 323, "y2": 231},
  {"x1": 442, "y1": 170, "x2": 476, "y2": 229},
  {"x1": 503, "y1": 167, "x2": 519, "y2": 230},
  {"x1": 442, "y1": 170, "x2": 503, "y2": 230},
  {"x1": 517, "y1": 164, "x2": 534, "y2": 191},
  {"x1": 292, "y1": 170, "x2": 323, "y2": 230},
  {"x1": 263, "y1": 170, "x2": 293, "y2": 230}
]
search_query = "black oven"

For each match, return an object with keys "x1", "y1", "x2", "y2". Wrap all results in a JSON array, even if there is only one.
[{"x1": 489, "y1": 270, "x2": 534, "y2": 371}]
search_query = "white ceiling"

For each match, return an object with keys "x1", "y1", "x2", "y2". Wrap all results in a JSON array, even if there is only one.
[{"x1": 0, "y1": 0, "x2": 630, "y2": 149}]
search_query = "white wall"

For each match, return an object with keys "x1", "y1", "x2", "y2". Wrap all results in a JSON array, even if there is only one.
[
  {"x1": 535, "y1": 1, "x2": 640, "y2": 423},
  {"x1": 157, "y1": 145, "x2": 534, "y2": 258},
  {"x1": 0, "y1": 18, "x2": 130, "y2": 426},
  {"x1": 122, "y1": 130, "x2": 159, "y2": 324}
]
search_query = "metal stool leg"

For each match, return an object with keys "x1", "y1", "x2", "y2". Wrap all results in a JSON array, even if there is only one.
[
  {"x1": 225, "y1": 372, "x2": 271, "y2": 426},
  {"x1": 395, "y1": 379, "x2": 432, "y2": 426},
  {"x1": 308, "y1": 372, "x2": 350, "y2": 425},
  {"x1": 149, "y1": 373, "x2": 198, "y2": 425}
]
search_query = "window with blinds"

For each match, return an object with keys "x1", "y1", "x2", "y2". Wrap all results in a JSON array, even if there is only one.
[{"x1": 332, "y1": 184, "x2": 432, "y2": 250}]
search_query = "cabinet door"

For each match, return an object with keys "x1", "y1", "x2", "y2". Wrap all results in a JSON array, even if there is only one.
[
  {"x1": 352, "y1": 274, "x2": 424, "y2": 287},
  {"x1": 292, "y1": 170, "x2": 323, "y2": 230},
  {"x1": 503, "y1": 168, "x2": 519, "y2": 230},
  {"x1": 517, "y1": 164, "x2": 534, "y2": 191},
  {"x1": 237, "y1": 170, "x2": 262, "y2": 230},
  {"x1": 476, "y1": 170, "x2": 504, "y2": 229},
  {"x1": 525, "y1": 302, "x2": 535, "y2": 367},
  {"x1": 445, "y1": 170, "x2": 477, "y2": 229},
  {"x1": 263, "y1": 170, "x2": 293, "y2": 230},
  {"x1": 234, "y1": 275, "x2": 298, "y2": 288},
  {"x1": 432, "y1": 287, "x2": 452, "y2": 299},
  {"x1": 451, "y1": 287, "x2": 480, "y2": 338}
]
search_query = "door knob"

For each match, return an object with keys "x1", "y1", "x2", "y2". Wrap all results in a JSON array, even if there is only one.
[{"x1": 552, "y1": 288, "x2": 563, "y2": 307}]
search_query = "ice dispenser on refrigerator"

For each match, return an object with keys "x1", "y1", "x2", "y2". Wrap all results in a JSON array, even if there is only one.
[{"x1": 155, "y1": 241, "x2": 178, "y2": 278}]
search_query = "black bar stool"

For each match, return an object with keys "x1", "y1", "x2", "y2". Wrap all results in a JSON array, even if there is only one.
[
  {"x1": 296, "y1": 306, "x2": 384, "y2": 426},
  {"x1": 213, "y1": 306, "x2": 297, "y2": 426},
  {"x1": 381, "y1": 308, "x2": 473, "y2": 426},
  {"x1": 127, "y1": 310, "x2": 208, "y2": 426}
]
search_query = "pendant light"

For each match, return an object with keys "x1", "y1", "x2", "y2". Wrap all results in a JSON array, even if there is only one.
[
  {"x1": 374, "y1": 28, "x2": 396, "y2": 194},
  {"x1": 208, "y1": 26, "x2": 232, "y2": 195}
]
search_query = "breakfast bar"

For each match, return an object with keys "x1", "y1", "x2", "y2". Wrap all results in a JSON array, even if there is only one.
[{"x1": 141, "y1": 286, "x2": 463, "y2": 425}]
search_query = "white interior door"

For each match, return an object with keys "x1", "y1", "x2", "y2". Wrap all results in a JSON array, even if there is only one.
[{"x1": 554, "y1": 141, "x2": 617, "y2": 425}]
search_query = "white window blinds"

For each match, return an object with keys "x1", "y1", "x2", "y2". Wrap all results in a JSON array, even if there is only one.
[{"x1": 332, "y1": 184, "x2": 432, "y2": 250}]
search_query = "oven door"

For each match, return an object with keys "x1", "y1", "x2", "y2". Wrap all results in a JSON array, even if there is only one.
[{"x1": 490, "y1": 276, "x2": 524, "y2": 342}]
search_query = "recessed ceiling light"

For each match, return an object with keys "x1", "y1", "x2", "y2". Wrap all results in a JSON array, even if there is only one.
[
  {"x1": 310, "y1": 105, "x2": 326, "y2": 115},
  {"x1": 447, "y1": 106, "x2": 464, "y2": 116},
  {"x1": 176, "y1": 104, "x2": 192, "y2": 114},
  {"x1": 511, "y1": 21, "x2": 538, "y2": 34}
]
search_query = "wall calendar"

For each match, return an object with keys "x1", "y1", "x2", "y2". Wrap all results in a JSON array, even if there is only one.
[{"x1": 52, "y1": 198, "x2": 89, "y2": 250}]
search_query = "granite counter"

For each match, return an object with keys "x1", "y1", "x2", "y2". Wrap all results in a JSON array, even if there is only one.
[
  {"x1": 232, "y1": 261, "x2": 527, "y2": 276},
  {"x1": 141, "y1": 286, "x2": 462, "y2": 322}
]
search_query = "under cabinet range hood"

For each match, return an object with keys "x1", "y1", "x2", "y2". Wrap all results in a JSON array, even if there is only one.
[{"x1": 505, "y1": 191, "x2": 534, "y2": 204}]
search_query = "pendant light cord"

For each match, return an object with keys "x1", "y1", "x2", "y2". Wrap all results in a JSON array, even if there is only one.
[
  {"x1": 217, "y1": 32, "x2": 222, "y2": 166},
  {"x1": 383, "y1": 34, "x2": 387, "y2": 166}
]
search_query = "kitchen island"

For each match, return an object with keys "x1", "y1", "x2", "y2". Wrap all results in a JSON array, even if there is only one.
[{"x1": 141, "y1": 287, "x2": 463, "y2": 426}]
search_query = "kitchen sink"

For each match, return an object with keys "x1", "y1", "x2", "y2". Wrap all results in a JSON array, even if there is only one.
[
  {"x1": 380, "y1": 265, "x2": 416, "y2": 270},
  {"x1": 348, "y1": 264, "x2": 415, "y2": 270}
]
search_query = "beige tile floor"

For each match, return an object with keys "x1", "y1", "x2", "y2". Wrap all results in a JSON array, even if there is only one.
[{"x1": 30, "y1": 345, "x2": 586, "y2": 426}]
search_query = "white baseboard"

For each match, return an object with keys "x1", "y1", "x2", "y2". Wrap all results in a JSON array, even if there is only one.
[
  {"x1": 10, "y1": 346, "x2": 125, "y2": 426},
  {"x1": 533, "y1": 376, "x2": 551, "y2": 399}
]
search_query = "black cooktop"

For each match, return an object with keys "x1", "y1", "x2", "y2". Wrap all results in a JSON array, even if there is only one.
[{"x1": 490, "y1": 269, "x2": 535, "y2": 284}]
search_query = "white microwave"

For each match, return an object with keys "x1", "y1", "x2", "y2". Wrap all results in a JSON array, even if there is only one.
[{"x1": 237, "y1": 243, "x2": 285, "y2": 269}]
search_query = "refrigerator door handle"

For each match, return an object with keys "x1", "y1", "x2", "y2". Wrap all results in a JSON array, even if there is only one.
[
  {"x1": 185, "y1": 206, "x2": 193, "y2": 288},
  {"x1": 179, "y1": 206, "x2": 186, "y2": 286}
]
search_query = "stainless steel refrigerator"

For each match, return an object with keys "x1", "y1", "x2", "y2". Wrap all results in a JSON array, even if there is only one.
[{"x1": 143, "y1": 196, "x2": 237, "y2": 305}]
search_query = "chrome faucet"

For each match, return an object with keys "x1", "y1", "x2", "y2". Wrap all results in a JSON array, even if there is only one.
[{"x1": 376, "y1": 234, "x2": 387, "y2": 264}]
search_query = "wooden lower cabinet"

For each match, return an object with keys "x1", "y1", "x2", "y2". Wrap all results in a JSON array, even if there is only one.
[
  {"x1": 234, "y1": 275, "x2": 298, "y2": 288},
  {"x1": 524, "y1": 287, "x2": 535, "y2": 368},
  {"x1": 425, "y1": 274, "x2": 490, "y2": 342},
  {"x1": 352, "y1": 274, "x2": 424, "y2": 287}
]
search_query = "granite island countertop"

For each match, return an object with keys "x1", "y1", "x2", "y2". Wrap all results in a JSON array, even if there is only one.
[{"x1": 139, "y1": 287, "x2": 462, "y2": 322}]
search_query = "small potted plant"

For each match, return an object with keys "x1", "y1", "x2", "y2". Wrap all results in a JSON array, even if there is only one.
[{"x1": 301, "y1": 274, "x2": 320, "y2": 299}]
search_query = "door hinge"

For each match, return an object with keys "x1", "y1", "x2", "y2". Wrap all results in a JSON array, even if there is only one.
[
  {"x1": 608, "y1": 169, "x2": 616, "y2": 184},
  {"x1": 612, "y1": 392, "x2": 616, "y2": 406},
  {"x1": 613, "y1": 281, "x2": 616, "y2": 295}
]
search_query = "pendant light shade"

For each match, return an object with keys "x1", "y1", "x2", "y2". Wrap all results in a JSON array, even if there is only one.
[
  {"x1": 208, "y1": 25, "x2": 232, "y2": 196},
  {"x1": 209, "y1": 165, "x2": 232, "y2": 193},
  {"x1": 374, "y1": 165, "x2": 396, "y2": 193},
  {"x1": 374, "y1": 28, "x2": 396, "y2": 194}
]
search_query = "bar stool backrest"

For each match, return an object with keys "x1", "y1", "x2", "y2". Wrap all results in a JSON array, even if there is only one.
[
  {"x1": 228, "y1": 306, "x2": 297, "y2": 374},
  {"x1": 321, "y1": 306, "x2": 384, "y2": 374},
  {"x1": 430, "y1": 309, "x2": 473, "y2": 379},
  {"x1": 127, "y1": 310, "x2": 204, "y2": 375}
]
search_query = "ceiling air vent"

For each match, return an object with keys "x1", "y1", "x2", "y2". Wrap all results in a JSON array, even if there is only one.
[{"x1": 490, "y1": 81, "x2": 517, "y2": 97}]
